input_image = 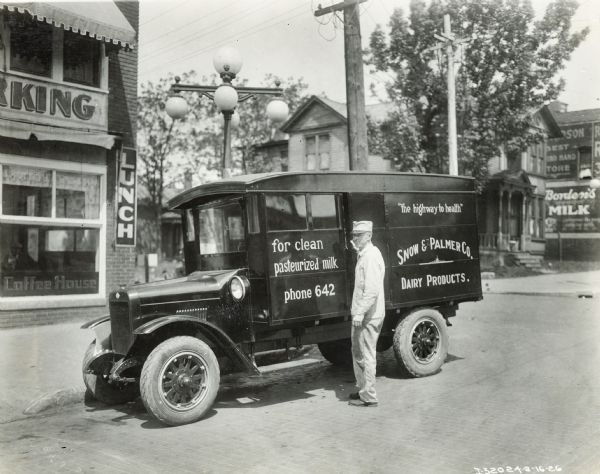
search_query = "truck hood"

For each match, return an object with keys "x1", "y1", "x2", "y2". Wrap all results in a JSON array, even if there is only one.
[{"x1": 111, "y1": 269, "x2": 242, "y2": 304}]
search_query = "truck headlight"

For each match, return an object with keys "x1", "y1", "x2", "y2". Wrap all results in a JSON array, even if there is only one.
[{"x1": 230, "y1": 276, "x2": 249, "y2": 301}]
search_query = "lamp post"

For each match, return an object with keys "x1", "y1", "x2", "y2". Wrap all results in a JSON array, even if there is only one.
[{"x1": 165, "y1": 46, "x2": 289, "y2": 178}]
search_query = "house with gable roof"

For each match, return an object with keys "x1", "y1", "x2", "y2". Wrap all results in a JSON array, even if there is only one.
[{"x1": 278, "y1": 95, "x2": 395, "y2": 172}]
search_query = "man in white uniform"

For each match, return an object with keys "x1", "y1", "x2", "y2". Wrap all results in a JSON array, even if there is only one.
[{"x1": 348, "y1": 221, "x2": 385, "y2": 407}]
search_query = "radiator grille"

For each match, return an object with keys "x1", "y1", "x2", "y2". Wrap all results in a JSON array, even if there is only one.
[{"x1": 110, "y1": 301, "x2": 133, "y2": 354}]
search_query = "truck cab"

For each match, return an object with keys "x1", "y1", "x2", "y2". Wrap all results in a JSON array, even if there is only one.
[{"x1": 83, "y1": 172, "x2": 482, "y2": 426}]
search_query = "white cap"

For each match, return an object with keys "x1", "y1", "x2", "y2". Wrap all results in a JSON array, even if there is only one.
[{"x1": 352, "y1": 221, "x2": 373, "y2": 233}]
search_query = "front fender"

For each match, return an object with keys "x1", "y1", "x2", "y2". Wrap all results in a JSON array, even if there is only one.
[{"x1": 134, "y1": 315, "x2": 259, "y2": 375}]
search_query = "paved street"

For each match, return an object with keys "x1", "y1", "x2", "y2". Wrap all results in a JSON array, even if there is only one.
[{"x1": 1, "y1": 293, "x2": 599, "y2": 474}]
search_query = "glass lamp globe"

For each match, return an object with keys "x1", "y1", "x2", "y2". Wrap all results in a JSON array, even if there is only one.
[
  {"x1": 214, "y1": 85, "x2": 239, "y2": 112},
  {"x1": 213, "y1": 46, "x2": 243, "y2": 76},
  {"x1": 165, "y1": 95, "x2": 188, "y2": 119},
  {"x1": 266, "y1": 99, "x2": 289, "y2": 123}
]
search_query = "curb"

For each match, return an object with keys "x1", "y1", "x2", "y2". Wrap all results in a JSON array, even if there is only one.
[
  {"x1": 484, "y1": 290, "x2": 597, "y2": 298},
  {"x1": 23, "y1": 386, "x2": 86, "y2": 415}
]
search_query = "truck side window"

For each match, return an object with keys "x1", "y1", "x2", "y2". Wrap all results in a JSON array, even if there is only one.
[
  {"x1": 246, "y1": 194, "x2": 260, "y2": 234},
  {"x1": 348, "y1": 193, "x2": 385, "y2": 228},
  {"x1": 265, "y1": 194, "x2": 307, "y2": 231},
  {"x1": 310, "y1": 194, "x2": 339, "y2": 229}
]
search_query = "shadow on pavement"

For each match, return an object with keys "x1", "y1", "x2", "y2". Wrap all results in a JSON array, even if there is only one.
[{"x1": 79, "y1": 349, "x2": 466, "y2": 427}]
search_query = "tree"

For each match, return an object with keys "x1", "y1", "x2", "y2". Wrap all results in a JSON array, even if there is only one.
[
  {"x1": 366, "y1": 0, "x2": 589, "y2": 187},
  {"x1": 136, "y1": 73, "x2": 308, "y2": 257},
  {"x1": 137, "y1": 71, "x2": 221, "y2": 257}
]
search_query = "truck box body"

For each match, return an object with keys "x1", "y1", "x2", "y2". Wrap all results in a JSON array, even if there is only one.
[{"x1": 170, "y1": 172, "x2": 482, "y2": 327}]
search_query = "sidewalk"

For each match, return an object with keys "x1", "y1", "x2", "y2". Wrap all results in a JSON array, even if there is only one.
[
  {"x1": 1, "y1": 270, "x2": 598, "y2": 424},
  {"x1": 483, "y1": 269, "x2": 600, "y2": 297}
]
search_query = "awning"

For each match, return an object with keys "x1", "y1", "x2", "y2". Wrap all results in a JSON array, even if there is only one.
[
  {"x1": 1, "y1": 118, "x2": 118, "y2": 150},
  {"x1": 0, "y1": 1, "x2": 136, "y2": 48}
]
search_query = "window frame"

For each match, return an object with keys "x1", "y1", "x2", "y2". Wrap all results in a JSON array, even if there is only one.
[
  {"x1": 2, "y1": 15, "x2": 108, "y2": 91},
  {"x1": 304, "y1": 133, "x2": 332, "y2": 171},
  {"x1": 265, "y1": 193, "x2": 308, "y2": 232},
  {"x1": 0, "y1": 153, "x2": 107, "y2": 309}
]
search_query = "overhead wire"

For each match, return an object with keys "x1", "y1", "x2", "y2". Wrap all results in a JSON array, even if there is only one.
[
  {"x1": 140, "y1": 5, "x2": 310, "y2": 76},
  {"x1": 141, "y1": 0, "x2": 284, "y2": 62},
  {"x1": 139, "y1": 0, "x2": 194, "y2": 26},
  {"x1": 142, "y1": 0, "x2": 243, "y2": 46}
]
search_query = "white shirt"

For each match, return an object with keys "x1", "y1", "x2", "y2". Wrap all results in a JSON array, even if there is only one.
[{"x1": 351, "y1": 242, "x2": 385, "y2": 323}]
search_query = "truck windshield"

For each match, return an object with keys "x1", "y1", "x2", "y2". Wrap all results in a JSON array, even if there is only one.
[{"x1": 198, "y1": 200, "x2": 246, "y2": 268}]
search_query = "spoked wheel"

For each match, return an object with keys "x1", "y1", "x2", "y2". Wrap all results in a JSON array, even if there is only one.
[
  {"x1": 412, "y1": 319, "x2": 441, "y2": 362},
  {"x1": 141, "y1": 336, "x2": 219, "y2": 426},
  {"x1": 393, "y1": 309, "x2": 448, "y2": 377}
]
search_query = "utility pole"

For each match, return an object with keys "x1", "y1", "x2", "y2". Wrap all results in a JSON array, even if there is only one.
[
  {"x1": 315, "y1": 0, "x2": 368, "y2": 170},
  {"x1": 430, "y1": 13, "x2": 468, "y2": 176}
]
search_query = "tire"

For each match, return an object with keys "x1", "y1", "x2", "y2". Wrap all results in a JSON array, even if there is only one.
[
  {"x1": 393, "y1": 309, "x2": 448, "y2": 377},
  {"x1": 82, "y1": 341, "x2": 139, "y2": 405},
  {"x1": 140, "y1": 336, "x2": 220, "y2": 426},
  {"x1": 318, "y1": 338, "x2": 353, "y2": 367}
]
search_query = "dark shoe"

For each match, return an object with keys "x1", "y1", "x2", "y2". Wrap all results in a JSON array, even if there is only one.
[
  {"x1": 348, "y1": 392, "x2": 360, "y2": 400},
  {"x1": 348, "y1": 399, "x2": 378, "y2": 407}
]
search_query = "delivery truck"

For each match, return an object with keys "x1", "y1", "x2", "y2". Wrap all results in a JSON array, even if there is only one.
[{"x1": 83, "y1": 171, "x2": 482, "y2": 425}]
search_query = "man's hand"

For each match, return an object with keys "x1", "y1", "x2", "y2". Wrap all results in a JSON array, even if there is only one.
[{"x1": 352, "y1": 319, "x2": 362, "y2": 328}]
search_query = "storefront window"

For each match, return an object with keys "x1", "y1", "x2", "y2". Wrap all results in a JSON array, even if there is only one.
[
  {"x1": 9, "y1": 17, "x2": 53, "y2": 77},
  {"x1": 56, "y1": 172, "x2": 100, "y2": 219},
  {"x1": 63, "y1": 31, "x2": 101, "y2": 87},
  {"x1": 1, "y1": 162, "x2": 104, "y2": 298},
  {"x1": 2, "y1": 165, "x2": 52, "y2": 217}
]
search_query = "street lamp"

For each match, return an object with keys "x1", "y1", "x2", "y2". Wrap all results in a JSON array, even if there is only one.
[{"x1": 165, "y1": 46, "x2": 289, "y2": 178}]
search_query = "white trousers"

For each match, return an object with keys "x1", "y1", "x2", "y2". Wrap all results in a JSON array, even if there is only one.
[{"x1": 351, "y1": 318, "x2": 384, "y2": 403}]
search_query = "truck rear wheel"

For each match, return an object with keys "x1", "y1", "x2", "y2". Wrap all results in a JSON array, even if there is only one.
[
  {"x1": 393, "y1": 309, "x2": 448, "y2": 377},
  {"x1": 140, "y1": 336, "x2": 220, "y2": 426},
  {"x1": 82, "y1": 341, "x2": 139, "y2": 405},
  {"x1": 318, "y1": 338, "x2": 353, "y2": 367}
]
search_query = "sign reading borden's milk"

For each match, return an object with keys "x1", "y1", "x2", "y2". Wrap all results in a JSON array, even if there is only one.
[
  {"x1": 385, "y1": 192, "x2": 481, "y2": 302},
  {"x1": 268, "y1": 230, "x2": 347, "y2": 322}
]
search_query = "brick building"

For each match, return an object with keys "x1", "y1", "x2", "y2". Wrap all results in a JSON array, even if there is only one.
[
  {"x1": 0, "y1": 1, "x2": 139, "y2": 327},
  {"x1": 545, "y1": 103, "x2": 600, "y2": 260}
]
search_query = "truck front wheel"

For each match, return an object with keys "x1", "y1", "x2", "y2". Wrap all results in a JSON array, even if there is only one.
[
  {"x1": 393, "y1": 309, "x2": 448, "y2": 377},
  {"x1": 82, "y1": 342, "x2": 139, "y2": 405},
  {"x1": 140, "y1": 336, "x2": 220, "y2": 426}
]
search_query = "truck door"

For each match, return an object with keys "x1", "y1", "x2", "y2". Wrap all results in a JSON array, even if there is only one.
[
  {"x1": 346, "y1": 193, "x2": 389, "y2": 304},
  {"x1": 265, "y1": 193, "x2": 347, "y2": 324}
]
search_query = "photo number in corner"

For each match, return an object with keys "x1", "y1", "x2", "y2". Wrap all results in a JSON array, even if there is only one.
[{"x1": 116, "y1": 147, "x2": 137, "y2": 247}]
